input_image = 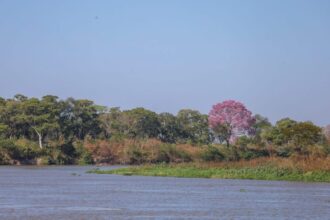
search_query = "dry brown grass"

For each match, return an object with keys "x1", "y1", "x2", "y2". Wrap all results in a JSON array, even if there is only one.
[
  {"x1": 84, "y1": 138, "x2": 195, "y2": 164},
  {"x1": 176, "y1": 144, "x2": 204, "y2": 159},
  {"x1": 193, "y1": 156, "x2": 330, "y2": 172},
  {"x1": 82, "y1": 138, "x2": 330, "y2": 170}
]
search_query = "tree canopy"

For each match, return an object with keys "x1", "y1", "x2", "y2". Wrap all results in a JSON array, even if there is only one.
[{"x1": 208, "y1": 100, "x2": 255, "y2": 146}]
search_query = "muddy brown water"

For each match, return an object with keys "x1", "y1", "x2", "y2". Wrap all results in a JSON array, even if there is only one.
[{"x1": 0, "y1": 166, "x2": 329, "y2": 220}]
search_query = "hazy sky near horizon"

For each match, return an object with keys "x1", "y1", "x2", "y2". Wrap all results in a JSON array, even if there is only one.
[{"x1": 0, "y1": 0, "x2": 329, "y2": 125}]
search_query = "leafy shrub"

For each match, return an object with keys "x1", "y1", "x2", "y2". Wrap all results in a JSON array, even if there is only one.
[
  {"x1": 303, "y1": 145, "x2": 329, "y2": 158},
  {"x1": 201, "y1": 146, "x2": 224, "y2": 162},
  {"x1": 275, "y1": 145, "x2": 292, "y2": 157},
  {"x1": 127, "y1": 147, "x2": 149, "y2": 164},
  {"x1": 220, "y1": 146, "x2": 240, "y2": 161},
  {"x1": 0, "y1": 139, "x2": 20, "y2": 160},
  {"x1": 154, "y1": 144, "x2": 192, "y2": 163},
  {"x1": 52, "y1": 142, "x2": 76, "y2": 164},
  {"x1": 14, "y1": 139, "x2": 40, "y2": 161},
  {"x1": 40, "y1": 141, "x2": 77, "y2": 165},
  {"x1": 0, "y1": 150, "x2": 11, "y2": 165},
  {"x1": 74, "y1": 141, "x2": 94, "y2": 165},
  {"x1": 0, "y1": 139, "x2": 42, "y2": 164},
  {"x1": 238, "y1": 148, "x2": 269, "y2": 160},
  {"x1": 78, "y1": 151, "x2": 94, "y2": 165},
  {"x1": 235, "y1": 136, "x2": 252, "y2": 149}
]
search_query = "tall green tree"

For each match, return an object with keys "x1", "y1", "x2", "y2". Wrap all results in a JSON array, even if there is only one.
[
  {"x1": 99, "y1": 107, "x2": 128, "y2": 139},
  {"x1": 123, "y1": 108, "x2": 160, "y2": 139},
  {"x1": 264, "y1": 118, "x2": 323, "y2": 151},
  {"x1": 59, "y1": 98, "x2": 100, "y2": 140},
  {"x1": 21, "y1": 97, "x2": 60, "y2": 148},
  {"x1": 158, "y1": 112, "x2": 180, "y2": 143},
  {"x1": 290, "y1": 122, "x2": 322, "y2": 149},
  {"x1": 251, "y1": 114, "x2": 272, "y2": 144},
  {"x1": 267, "y1": 118, "x2": 297, "y2": 146},
  {"x1": 177, "y1": 109, "x2": 212, "y2": 144}
]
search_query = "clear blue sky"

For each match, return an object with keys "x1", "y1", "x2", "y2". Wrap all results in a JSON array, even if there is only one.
[{"x1": 0, "y1": 0, "x2": 329, "y2": 126}]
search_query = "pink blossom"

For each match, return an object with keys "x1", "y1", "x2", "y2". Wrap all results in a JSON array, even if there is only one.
[{"x1": 208, "y1": 100, "x2": 255, "y2": 144}]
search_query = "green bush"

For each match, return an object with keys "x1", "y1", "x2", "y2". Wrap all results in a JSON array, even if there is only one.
[
  {"x1": 238, "y1": 148, "x2": 269, "y2": 160},
  {"x1": 276, "y1": 145, "x2": 292, "y2": 157},
  {"x1": 236, "y1": 136, "x2": 252, "y2": 149},
  {"x1": 40, "y1": 142, "x2": 77, "y2": 165},
  {"x1": 78, "y1": 151, "x2": 94, "y2": 165},
  {"x1": 154, "y1": 144, "x2": 192, "y2": 163},
  {"x1": 74, "y1": 141, "x2": 94, "y2": 165},
  {"x1": 0, "y1": 150, "x2": 11, "y2": 165},
  {"x1": 0, "y1": 139, "x2": 20, "y2": 160},
  {"x1": 15, "y1": 139, "x2": 40, "y2": 161},
  {"x1": 221, "y1": 146, "x2": 240, "y2": 161},
  {"x1": 0, "y1": 139, "x2": 41, "y2": 164},
  {"x1": 201, "y1": 146, "x2": 224, "y2": 162},
  {"x1": 126, "y1": 146, "x2": 150, "y2": 165}
]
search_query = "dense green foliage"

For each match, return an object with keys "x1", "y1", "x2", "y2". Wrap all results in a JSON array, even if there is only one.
[{"x1": 0, "y1": 94, "x2": 329, "y2": 165}]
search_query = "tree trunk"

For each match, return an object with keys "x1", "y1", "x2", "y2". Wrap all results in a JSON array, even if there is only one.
[
  {"x1": 38, "y1": 133, "x2": 43, "y2": 149},
  {"x1": 32, "y1": 127, "x2": 43, "y2": 149},
  {"x1": 225, "y1": 139, "x2": 230, "y2": 147}
]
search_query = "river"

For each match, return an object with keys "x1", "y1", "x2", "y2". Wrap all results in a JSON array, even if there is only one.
[{"x1": 0, "y1": 166, "x2": 329, "y2": 219}]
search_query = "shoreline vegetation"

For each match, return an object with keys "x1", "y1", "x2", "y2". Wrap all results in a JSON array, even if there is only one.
[
  {"x1": 1, "y1": 94, "x2": 330, "y2": 182},
  {"x1": 88, "y1": 157, "x2": 330, "y2": 183}
]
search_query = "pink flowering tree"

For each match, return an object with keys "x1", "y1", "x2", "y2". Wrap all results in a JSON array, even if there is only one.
[{"x1": 208, "y1": 100, "x2": 255, "y2": 147}]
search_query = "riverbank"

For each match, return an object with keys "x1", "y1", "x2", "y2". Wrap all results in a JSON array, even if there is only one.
[{"x1": 88, "y1": 157, "x2": 330, "y2": 182}]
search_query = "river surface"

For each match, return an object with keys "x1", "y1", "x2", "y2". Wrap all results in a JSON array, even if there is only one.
[{"x1": 0, "y1": 166, "x2": 329, "y2": 220}]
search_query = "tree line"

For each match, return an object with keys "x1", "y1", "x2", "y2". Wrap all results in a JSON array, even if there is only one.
[
  {"x1": 0, "y1": 94, "x2": 329, "y2": 165},
  {"x1": 0, "y1": 94, "x2": 212, "y2": 146}
]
